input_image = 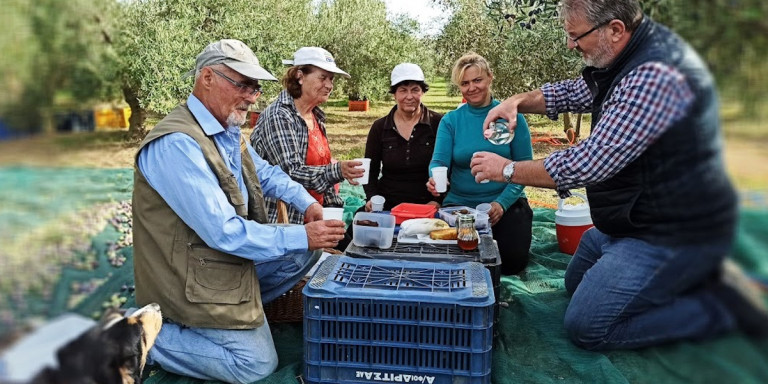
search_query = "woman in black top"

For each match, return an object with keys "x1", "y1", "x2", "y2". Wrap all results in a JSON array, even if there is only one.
[
  {"x1": 338, "y1": 63, "x2": 443, "y2": 251},
  {"x1": 362, "y1": 63, "x2": 444, "y2": 211}
]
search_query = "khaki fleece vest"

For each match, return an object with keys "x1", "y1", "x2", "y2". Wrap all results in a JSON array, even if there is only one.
[{"x1": 133, "y1": 104, "x2": 269, "y2": 329}]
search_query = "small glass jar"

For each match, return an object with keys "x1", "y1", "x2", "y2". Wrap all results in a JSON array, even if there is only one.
[
  {"x1": 486, "y1": 120, "x2": 514, "y2": 145},
  {"x1": 456, "y1": 214, "x2": 479, "y2": 251}
]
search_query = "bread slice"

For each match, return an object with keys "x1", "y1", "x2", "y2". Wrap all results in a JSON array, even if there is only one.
[{"x1": 429, "y1": 228, "x2": 458, "y2": 240}]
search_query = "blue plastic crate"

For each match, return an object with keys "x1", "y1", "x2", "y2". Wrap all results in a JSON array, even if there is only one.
[{"x1": 303, "y1": 256, "x2": 494, "y2": 384}]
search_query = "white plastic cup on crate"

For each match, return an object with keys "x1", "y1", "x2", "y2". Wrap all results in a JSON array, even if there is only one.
[
  {"x1": 353, "y1": 158, "x2": 371, "y2": 185},
  {"x1": 370, "y1": 195, "x2": 385, "y2": 212},
  {"x1": 474, "y1": 212, "x2": 489, "y2": 230},
  {"x1": 322, "y1": 207, "x2": 344, "y2": 221},
  {"x1": 432, "y1": 166, "x2": 448, "y2": 193}
]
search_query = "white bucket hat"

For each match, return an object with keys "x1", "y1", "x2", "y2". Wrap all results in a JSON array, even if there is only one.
[
  {"x1": 282, "y1": 47, "x2": 350, "y2": 78},
  {"x1": 185, "y1": 39, "x2": 277, "y2": 81},
  {"x1": 390, "y1": 63, "x2": 425, "y2": 86}
]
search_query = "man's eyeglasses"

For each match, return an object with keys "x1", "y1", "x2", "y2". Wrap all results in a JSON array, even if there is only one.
[
  {"x1": 211, "y1": 68, "x2": 262, "y2": 96},
  {"x1": 567, "y1": 20, "x2": 610, "y2": 46}
]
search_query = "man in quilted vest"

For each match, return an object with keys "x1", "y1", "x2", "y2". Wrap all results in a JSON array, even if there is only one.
[
  {"x1": 132, "y1": 39, "x2": 346, "y2": 383},
  {"x1": 470, "y1": 0, "x2": 767, "y2": 350}
]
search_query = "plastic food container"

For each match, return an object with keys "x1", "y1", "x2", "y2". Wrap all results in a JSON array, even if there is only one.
[
  {"x1": 438, "y1": 206, "x2": 477, "y2": 226},
  {"x1": 390, "y1": 203, "x2": 437, "y2": 225},
  {"x1": 352, "y1": 212, "x2": 396, "y2": 249}
]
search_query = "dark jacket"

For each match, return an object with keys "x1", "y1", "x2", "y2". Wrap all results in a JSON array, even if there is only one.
[
  {"x1": 584, "y1": 17, "x2": 737, "y2": 245},
  {"x1": 363, "y1": 104, "x2": 444, "y2": 210}
]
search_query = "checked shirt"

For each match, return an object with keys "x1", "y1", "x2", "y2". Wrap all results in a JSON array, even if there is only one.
[
  {"x1": 541, "y1": 62, "x2": 694, "y2": 197},
  {"x1": 250, "y1": 90, "x2": 344, "y2": 223}
]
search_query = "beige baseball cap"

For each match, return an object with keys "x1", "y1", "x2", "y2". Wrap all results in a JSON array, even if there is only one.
[
  {"x1": 281, "y1": 47, "x2": 350, "y2": 78},
  {"x1": 186, "y1": 39, "x2": 277, "y2": 81}
]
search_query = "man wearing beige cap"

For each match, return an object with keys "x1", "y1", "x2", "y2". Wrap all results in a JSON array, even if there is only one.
[{"x1": 131, "y1": 39, "x2": 347, "y2": 383}]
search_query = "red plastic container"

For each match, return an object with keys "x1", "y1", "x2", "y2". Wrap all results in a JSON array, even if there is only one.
[{"x1": 389, "y1": 203, "x2": 437, "y2": 225}]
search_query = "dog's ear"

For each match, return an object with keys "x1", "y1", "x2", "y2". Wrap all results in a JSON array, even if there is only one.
[
  {"x1": 102, "y1": 316, "x2": 144, "y2": 384},
  {"x1": 100, "y1": 307, "x2": 124, "y2": 326}
]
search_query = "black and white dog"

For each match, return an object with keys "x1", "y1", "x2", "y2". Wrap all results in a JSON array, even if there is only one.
[{"x1": 30, "y1": 303, "x2": 162, "y2": 384}]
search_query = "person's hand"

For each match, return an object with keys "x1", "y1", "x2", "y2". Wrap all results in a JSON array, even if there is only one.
[
  {"x1": 426, "y1": 200, "x2": 441, "y2": 209},
  {"x1": 304, "y1": 219, "x2": 346, "y2": 250},
  {"x1": 470, "y1": 152, "x2": 510, "y2": 183},
  {"x1": 304, "y1": 202, "x2": 323, "y2": 222},
  {"x1": 340, "y1": 160, "x2": 365, "y2": 185},
  {"x1": 364, "y1": 200, "x2": 373, "y2": 212},
  {"x1": 426, "y1": 177, "x2": 448, "y2": 197},
  {"x1": 482, "y1": 98, "x2": 520, "y2": 138},
  {"x1": 488, "y1": 202, "x2": 504, "y2": 226}
]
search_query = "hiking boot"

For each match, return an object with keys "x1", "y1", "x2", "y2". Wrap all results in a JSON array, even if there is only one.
[{"x1": 714, "y1": 259, "x2": 768, "y2": 338}]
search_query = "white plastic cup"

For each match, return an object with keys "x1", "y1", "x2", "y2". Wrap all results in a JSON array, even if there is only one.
[
  {"x1": 322, "y1": 207, "x2": 344, "y2": 221},
  {"x1": 432, "y1": 166, "x2": 448, "y2": 193},
  {"x1": 474, "y1": 212, "x2": 489, "y2": 230},
  {"x1": 472, "y1": 152, "x2": 490, "y2": 183},
  {"x1": 475, "y1": 203, "x2": 492, "y2": 215},
  {"x1": 354, "y1": 158, "x2": 371, "y2": 185},
  {"x1": 370, "y1": 195, "x2": 385, "y2": 212}
]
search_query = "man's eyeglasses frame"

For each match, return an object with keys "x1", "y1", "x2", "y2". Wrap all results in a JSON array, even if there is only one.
[
  {"x1": 567, "y1": 20, "x2": 611, "y2": 47},
  {"x1": 210, "y1": 68, "x2": 262, "y2": 96}
]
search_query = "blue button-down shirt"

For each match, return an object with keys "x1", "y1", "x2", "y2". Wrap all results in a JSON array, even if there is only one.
[{"x1": 137, "y1": 95, "x2": 317, "y2": 260}]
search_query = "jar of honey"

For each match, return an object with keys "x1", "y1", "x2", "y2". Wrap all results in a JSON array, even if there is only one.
[{"x1": 456, "y1": 214, "x2": 479, "y2": 251}]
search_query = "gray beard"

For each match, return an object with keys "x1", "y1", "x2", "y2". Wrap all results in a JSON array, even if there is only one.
[
  {"x1": 226, "y1": 111, "x2": 246, "y2": 127},
  {"x1": 584, "y1": 31, "x2": 614, "y2": 68}
]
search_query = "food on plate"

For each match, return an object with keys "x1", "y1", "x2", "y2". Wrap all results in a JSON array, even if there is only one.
[
  {"x1": 355, "y1": 219, "x2": 379, "y2": 227},
  {"x1": 451, "y1": 209, "x2": 470, "y2": 215},
  {"x1": 429, "y1": 228, "x2": 458, "y2": 240},
  {"x1": 399, "y1": 218, "x2": 450, "y2": 236}
]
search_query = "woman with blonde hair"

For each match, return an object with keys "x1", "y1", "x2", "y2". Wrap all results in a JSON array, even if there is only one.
[{"x1": 427, "y1": 53, "x2": 533, "y2": 275}]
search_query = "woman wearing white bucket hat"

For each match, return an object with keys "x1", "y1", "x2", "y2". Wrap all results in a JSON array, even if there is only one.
[
  {"x1": 337, "y1": 63, "x2": 444, "y2": 251},
  {"x1": 361, "y1": 63, "x2": 444, "y2": 211},
  {"x1": 251, "y1": 47, "x2": 363, "y2": 231}
]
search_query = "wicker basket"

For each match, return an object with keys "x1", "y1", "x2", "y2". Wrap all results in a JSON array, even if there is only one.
[{"x1": 263, "y1": 277, "x2": 307, "y2": 323}]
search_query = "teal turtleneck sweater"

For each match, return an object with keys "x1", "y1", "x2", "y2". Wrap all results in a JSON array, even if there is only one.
[{"x1": 429, "y1": 99, "x2": 532, "y2": 210}]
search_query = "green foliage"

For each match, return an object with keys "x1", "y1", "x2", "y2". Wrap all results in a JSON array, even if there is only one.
[
  {"x1": 662, "y1": 0, "x2": 768, "y2": 116},
  {"x1": 114, "y1": 0, "x2": 431, "y2": 132},
  {"x1": 436, "y1": 0, "x2": 580, "y2": 98},
  {"x1": 0, "y1": 0, "x2": 118, "y2": 133},
  {"x1": 475, "y1": 0, "x2": 768, "y2": 116},
  {"x1": 114, "y1": 0, "x2": 317, "y2": 131},
  {"x1": 312, "y1": 0, "x2": 432, "y2": 100}
]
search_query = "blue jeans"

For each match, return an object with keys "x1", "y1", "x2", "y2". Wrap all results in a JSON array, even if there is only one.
[
  {"x1": 563, "y1": 228, "x2": 736, "y2": 350},
  {"x1": 149, "y1": 249, "x2": 321, "y2": 383}
]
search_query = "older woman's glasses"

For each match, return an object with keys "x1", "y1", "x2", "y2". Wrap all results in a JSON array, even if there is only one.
[
  {"x1": 567, "y1": 20, "x2": 610, "y2": 47},
  {"x1": 211, "y1": 69, "x2": 262, "y2": 96}
]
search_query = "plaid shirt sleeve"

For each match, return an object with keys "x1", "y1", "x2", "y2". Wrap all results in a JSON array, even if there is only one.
[
  {"x1": 542, "y1": 62, "x2": 695, "y2": 196},
  {"x1": 541, "y1": 76, "x2": 594, "y2": 120},
  {"x1": 251, "y1": 94, "x2": 344, "y2": 201}
]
